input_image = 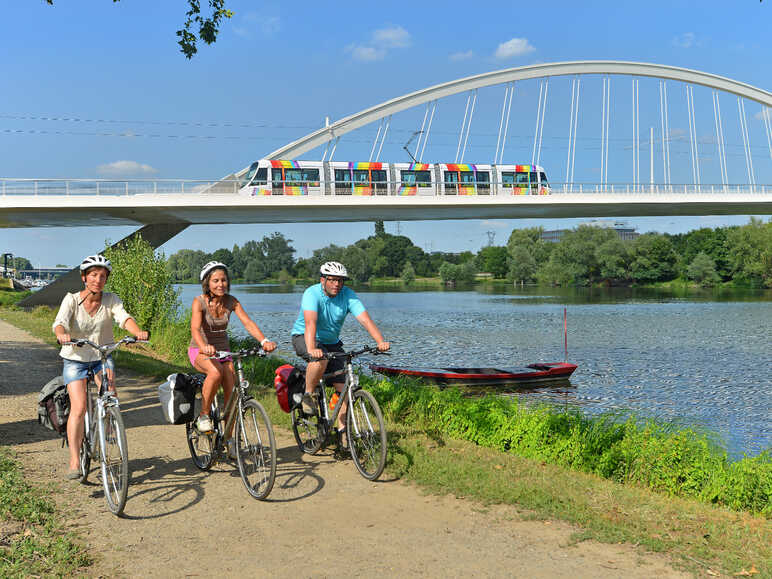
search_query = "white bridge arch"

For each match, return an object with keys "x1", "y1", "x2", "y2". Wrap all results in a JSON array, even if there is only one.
[{"x1": 253, "y1": 60, "x2": 772, "y2": 170}]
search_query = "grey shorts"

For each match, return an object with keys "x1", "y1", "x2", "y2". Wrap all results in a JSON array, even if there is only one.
[{"x1": 291, "y1": 334, "x2": 345, "y2": 383}]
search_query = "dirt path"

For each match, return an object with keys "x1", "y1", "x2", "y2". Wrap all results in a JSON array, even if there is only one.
[{"x1": 0, "y1": 318, "x2": 690, "y2": 578}]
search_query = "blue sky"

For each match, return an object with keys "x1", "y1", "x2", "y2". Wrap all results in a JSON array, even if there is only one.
[{"x1": 1, "y1": 0, "x2": 770, "y2": 266}]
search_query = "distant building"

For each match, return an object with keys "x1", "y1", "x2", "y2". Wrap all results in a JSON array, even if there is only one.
[{"x1": 541, "y1": 220, "x2": 639, "y2": 243}]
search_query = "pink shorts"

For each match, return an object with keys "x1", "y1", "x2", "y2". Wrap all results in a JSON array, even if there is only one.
[{"x1": 188, "y1": 348, "x2": 232, "y2": 367}]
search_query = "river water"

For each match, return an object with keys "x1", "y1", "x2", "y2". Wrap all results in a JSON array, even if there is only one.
[{"x1": 179, "y1": 284, "x2": 771, "y2": 458}]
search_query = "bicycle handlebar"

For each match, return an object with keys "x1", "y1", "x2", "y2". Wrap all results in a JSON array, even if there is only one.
[
  {"x1": 64, "y1": 335, "x2": 149, "y2": 354},
  {"x1": 314, "y1": 344, "x2": 391, "y2": 361},
  {"x1": 208, "y1": 347, "x2": 266, "y2": 361}
]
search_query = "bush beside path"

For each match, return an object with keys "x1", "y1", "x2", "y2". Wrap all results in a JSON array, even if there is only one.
[{"x1": 0, "y1": 318, "x2": 693, "y2": 578}]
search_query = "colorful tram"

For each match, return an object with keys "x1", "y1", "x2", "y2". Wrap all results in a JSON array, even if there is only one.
[{"x1": 238, "y1": 160, "x2": 550, "y2": 197}]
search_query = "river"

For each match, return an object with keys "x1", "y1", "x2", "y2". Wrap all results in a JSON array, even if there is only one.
[{"x1": 179, "y1": 284, "x2": 771, "y2": 458}]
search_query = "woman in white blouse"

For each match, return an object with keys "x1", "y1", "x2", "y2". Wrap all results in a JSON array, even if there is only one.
[{"x1": 53, "y1": 254, "x2": 148, "y2": 480}]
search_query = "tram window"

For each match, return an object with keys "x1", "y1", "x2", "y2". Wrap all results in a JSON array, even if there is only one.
[
  {"x1": 354, "y1": 170, "x2": 369, "y2": 183},
  {"x1": 460, "y1": 171, "x2": 475, "y2": 183},
  {"x1": 372, "y1": 169, "x2": 387, "y2": 191},
  {"x1": 443, "y1": 171, "x2": 458, "y2": 192},
  {"x1": 271, "y1": 168, "x2": 284, "y2": 187},
  {"x1": 334, "y1": 169, "x2": 352, "y2": 194},
  {"x1": 285, "y1": 169, "x2": 302, "y2": 186},
  {"x1": 254, "y1": 168, "x2": 267, "y2": 185},
  {"x1": 302, "y1": 168, "x2": 320, "y2": 186},
  {"x1": 476, "y1": 171, "x2": 490, "y2": 192},
  {"x1": 241, "y1": 162, "x2": 259, "y2": 188},
  {"x1": 400, "y1": 170, "x2": 431, "y2": 186},
  {"x1": 515, "y1": 172, "x2": 529, "y2": 184},
  {"x1": 529, "y1": 172, "x2": 538, "y2": 184},
  {"x1": 501, "y1": 172, "x2": 515, "y2": 188},
  {"x1": 539, "y1": 172, "x2": 549, "y2": 186}
]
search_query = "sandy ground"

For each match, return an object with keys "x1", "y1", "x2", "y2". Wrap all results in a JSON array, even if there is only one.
[{"x1": 0, "y1": 318, "x2": 691, "y2": 578}]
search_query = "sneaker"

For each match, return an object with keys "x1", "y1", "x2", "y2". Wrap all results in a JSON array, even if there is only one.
[
  {"x1": 301, "y1": 393, "x2": 317, "y2": 416},
  {"x1": 195, "y1": 414, "x2": 214, "y2": 433}
]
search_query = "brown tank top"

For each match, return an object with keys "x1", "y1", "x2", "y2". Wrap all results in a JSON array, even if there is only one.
[{"x1": 189, "y1": 294, "x2": 236, "y2": 351}]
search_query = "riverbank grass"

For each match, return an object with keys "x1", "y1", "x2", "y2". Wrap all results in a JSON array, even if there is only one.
[{"x1": 0, "y1": 448, "x2": 91, "y2": 576}]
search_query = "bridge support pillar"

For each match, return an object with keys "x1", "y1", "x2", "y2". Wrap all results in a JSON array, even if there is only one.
[{"x1": 18, "y1": 222, "x2": 189, "y2": 308}]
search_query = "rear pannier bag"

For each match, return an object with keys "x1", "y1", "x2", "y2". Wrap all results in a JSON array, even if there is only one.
[
  {"x1": 158, "y1": 373, "x2": 197, "y2": 425},
  {"x1": 274, "y1": 364, "x2": 305, "y2": 413},
  {"x1": 38, "y1": 376, "x2": 69, "y2": 435}
]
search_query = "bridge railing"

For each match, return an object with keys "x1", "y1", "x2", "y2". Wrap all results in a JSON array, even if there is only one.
[{"x1": 0, "y1": 178, "x2": 768, "y2": 197}]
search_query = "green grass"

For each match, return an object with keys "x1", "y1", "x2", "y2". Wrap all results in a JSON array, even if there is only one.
[{"x1": 0, "y1": 448, "x2": 91, "y2": 577}]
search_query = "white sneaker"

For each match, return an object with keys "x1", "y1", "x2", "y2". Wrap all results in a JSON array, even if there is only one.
[
  {"x1": 301, "y1": 393, "x2": 317, "y2": 416},
  {"x1": 195, "y1": 414, "x2": 214, "y2": 433}
]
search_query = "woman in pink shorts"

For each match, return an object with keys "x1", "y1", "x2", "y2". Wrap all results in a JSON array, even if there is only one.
[{"x1": 189, "y1": 261, "x2": 276, "y2": 440}]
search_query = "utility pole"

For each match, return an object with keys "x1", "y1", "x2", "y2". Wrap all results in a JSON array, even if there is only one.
[{"x1": 485, "y1": 231, "x2": 496, "y2": 246}]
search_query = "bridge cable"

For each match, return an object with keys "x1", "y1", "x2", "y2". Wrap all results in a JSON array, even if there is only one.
[
  {"x1": 712, "y1": 91, "x2": 729, "y2": 190},
  {"x1": 496, "y1": 84, "x2": 510, "y2": 165},
  {"x1": 498, "y1": 83, "x2": 515, "y2": 165},
  {"x1": 376, "y1": 115, "x2": 391, "y2": 162},
  {"x1": 329, "y1": 136, "x2": 340, "y2": 162},
  {"x1": 571, "y1": 78, "x2": 580, "y2": 186},
  {"x1": 369, "y1": 119, "x2": 384, "y2": 162},
  {"x1": 737, "y1": 98, "x2": 755, "y2": 186},
  {"x1": 686, "y1": 85, "x2": 700, "y2": 188},
  {"x1": 763, "y1": 106, "x2": 772, "y2": 162},
  {"x1": 455, "y1": 92, "x2": 473, "y2": 163},
  {"x1": 534, "y1": 79, "x2": 549, "y2": 166},
  {"x1": 460, "y1": 90, "x2": 477, "y2": 164},
  {"x1": 565, "y1": 77, "x2": 580, "y2": 188},
  {"x1": 419, "y1": 102, "x2": 436, "y2": 162},
  {"x1": 414, "y1": 104, "x2": 430, "y2": 159},
  {"x1": 632, "y1": 78, "x2": 640, "y2": 191},
  {"x1": 533, "y1": 80, "x2": 544, "y2": 166}
]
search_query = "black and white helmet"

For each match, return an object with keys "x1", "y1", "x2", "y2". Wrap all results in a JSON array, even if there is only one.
[
  {"x1": 79, "y1": 254, "x2": 112, "y2": 273},
  {"x1": 200, "y1": 261, "x2": 228, "y2": 281},
  {"x1": 319, "y1": 261, "x2": 348, "y2": 278}
]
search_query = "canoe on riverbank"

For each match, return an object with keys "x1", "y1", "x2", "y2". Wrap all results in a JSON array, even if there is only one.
[{"x1": 370, "y1": 362, "x2": 577, "y2": 386}]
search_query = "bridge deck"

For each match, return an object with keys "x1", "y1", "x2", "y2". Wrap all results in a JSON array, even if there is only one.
[{"x1": 2, "y1": 192, "x2": 771, "y2": 227}]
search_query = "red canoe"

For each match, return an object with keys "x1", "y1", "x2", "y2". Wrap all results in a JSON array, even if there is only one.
[{"x1": 370, "y1": 362, "x2": 577, "y2": 386}]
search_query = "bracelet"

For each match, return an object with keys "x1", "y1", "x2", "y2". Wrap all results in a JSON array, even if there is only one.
[{"x1": 260, "y1": 338, "x2": 269, "y2": 346}]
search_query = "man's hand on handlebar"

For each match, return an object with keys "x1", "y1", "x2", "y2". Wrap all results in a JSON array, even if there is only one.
[{"x1": 376, "y1": 341, "x2": 390, "y2": 352}]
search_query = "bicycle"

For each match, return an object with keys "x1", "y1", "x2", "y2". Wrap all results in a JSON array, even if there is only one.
[
  {"x1": 67, "y1": 335, "x2": 147, "y2": 516},
  {"x1": 290, "y1": 345, "x2": 388, "y2": 481},
  {"x1": 186, "y1": 346, "x2": 277, "y2": 500}
]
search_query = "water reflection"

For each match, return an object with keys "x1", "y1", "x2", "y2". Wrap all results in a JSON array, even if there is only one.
[{"x1": 178, "y1": 283, "x2": 771, "y2": 458}]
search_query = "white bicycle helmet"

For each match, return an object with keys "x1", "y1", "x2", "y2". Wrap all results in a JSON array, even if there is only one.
[
  {"x1": 200, "y1": 261, "x2": 228, "y2": 281},
  {"x1": 319, "y1": 261, "x2": 348, "y2": 278},
  {"x1": 79, "y1": 254, "x2": 112, "y2": 272}
]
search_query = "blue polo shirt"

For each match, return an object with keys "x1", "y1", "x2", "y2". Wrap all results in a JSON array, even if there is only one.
[{"x1": 291, "y1": 283, "x2": 366, "y2": 344}]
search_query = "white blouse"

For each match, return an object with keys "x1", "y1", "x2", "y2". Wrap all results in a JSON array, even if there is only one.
[{"x1": 52, "y1": 291, "x2": 133, "y2": 362}]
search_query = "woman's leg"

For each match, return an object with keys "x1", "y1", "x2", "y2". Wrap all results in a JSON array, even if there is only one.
[
  {"x1": 66, "y1": 379, "x2": 87, "y2": 471},
  {"x1": 220, "y1": 361, "x2": 236, "y2": 438},
  {"x1": 193, "y1": 355, "x2": 224, "y2": 417}
]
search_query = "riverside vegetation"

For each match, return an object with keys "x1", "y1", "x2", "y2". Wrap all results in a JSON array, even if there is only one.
[{"x1": 1, "y1": 236, "x2": 770, "y2": 576}]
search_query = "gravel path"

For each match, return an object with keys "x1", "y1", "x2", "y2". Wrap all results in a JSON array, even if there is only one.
[{"x1": 0, "y1": 318, "x2": 689, "y2": 578}]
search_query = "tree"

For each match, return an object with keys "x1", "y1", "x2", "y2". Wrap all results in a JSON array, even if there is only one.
[
  {"x1": 13, "y1": 257, "x2": 33, "y2": 271},
  {"x1": 508, "y1": 245, "x2": 537, "y2": 284},
  {"x1": 687, "y1": 252, "x2": 720, "y2": 286},
  {"x1": 629, "y1": 234, "x2": 678, "y2": 283},
  {"x1": 260, "y1": 232, "x2": 296, "y2": 277},
  {"x1": 104, "y1": 235, "x2": 180, "y2": 330},
  {"x1": 45, "y1": 0, "x2": 233, "y2": 59},
  {"x1": 595, "y1": 238, "x2": 629, "y2": 283},
  {"x1": 401, "y1": 261, "x2": 416, "y2": 285},
  {"x1": 166, "y1": 249, "x2": 210, "y2": 282},
  {"x1": 476, "y1": 246, "x2": 509, "y2": 278},
  {"x1": 374, "y1": 220, "x2": 386, "y2": 237},
  {"x1": 726, "y1": 218, "x2": 772, "y2": 287}
]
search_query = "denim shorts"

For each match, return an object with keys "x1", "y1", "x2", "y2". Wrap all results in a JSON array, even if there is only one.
[{"x1": 62, "y1": 356, "x2": 114, "y2": 386}]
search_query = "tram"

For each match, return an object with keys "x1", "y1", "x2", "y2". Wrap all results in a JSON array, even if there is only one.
[{"x1": 237, "y1": 160, "x2": 550, "y2": 196}]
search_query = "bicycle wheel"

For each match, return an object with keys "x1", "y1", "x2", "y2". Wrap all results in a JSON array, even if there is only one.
[
  {"x1": 98, "y1": 405, "x2": 129, "y2": 515},
  {"x1": 291, "y1": 401, "x2": 323, "y2": 455},
  {"x1": 186, "y1": 397, "x2": 215, "y2": 471},
  {"x1": 347, "y1": 389, "x2": 387, "y2": 481},
  {"x1": 235, "y1": 399, "x2": 276, "y2": 500},
  {"x1": 77, "y1": 426, "x2": 91, "y2": 483}
]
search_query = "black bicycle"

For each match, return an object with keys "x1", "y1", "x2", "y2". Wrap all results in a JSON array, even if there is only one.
[
  {"x1": 291, "y1": 345, "x2": 388, "y2": 481},
  {"x1": 186, "y1": 346, "x2": 277, "y2": 500}
]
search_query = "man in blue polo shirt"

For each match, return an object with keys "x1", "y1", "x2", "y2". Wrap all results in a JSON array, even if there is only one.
[{"x1": 291, "y1": 261, "x2": 390, "y2": 444}]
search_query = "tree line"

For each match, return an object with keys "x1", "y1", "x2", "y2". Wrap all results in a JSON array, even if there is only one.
[{"x1": 162, "y1": 218, "x2": 771, "y2": 288}]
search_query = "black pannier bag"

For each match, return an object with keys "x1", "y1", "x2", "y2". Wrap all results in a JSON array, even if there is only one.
[
  {"x1": 38, "y1": 376, "x2": 69, "y2": 435},
  {"x1": 158, "y1": 373, "x2": 198, "y2": 425}
]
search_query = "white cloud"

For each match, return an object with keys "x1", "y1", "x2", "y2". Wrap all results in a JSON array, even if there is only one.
[
  {"x1": 345, "y1": 44, "x2": 385, "y2": 62},
  {"x1": 494, "y1": 38, "x2": 535, "y2": 60},
  {"x1": 672, "y1": 32, "x2": 698, "y2": 48},
  {"x1": 347, "y1": 25, "x2": 411, "y2": 62},
  {"x1": 234, "y1": 12, "x2": 280, "y2": 38},
  {"x1": 96, "y1": 160, "x2": 158, "y2": 177},
  {"x1": 372, "y1": 26, "x2": 411, "y2": 48},
  {"x1": 450, "y1": 50, "x2": 474, "y2": 61},
  {"x1": 754, "y1": 109, "x2": 771, "y2": 122}
]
